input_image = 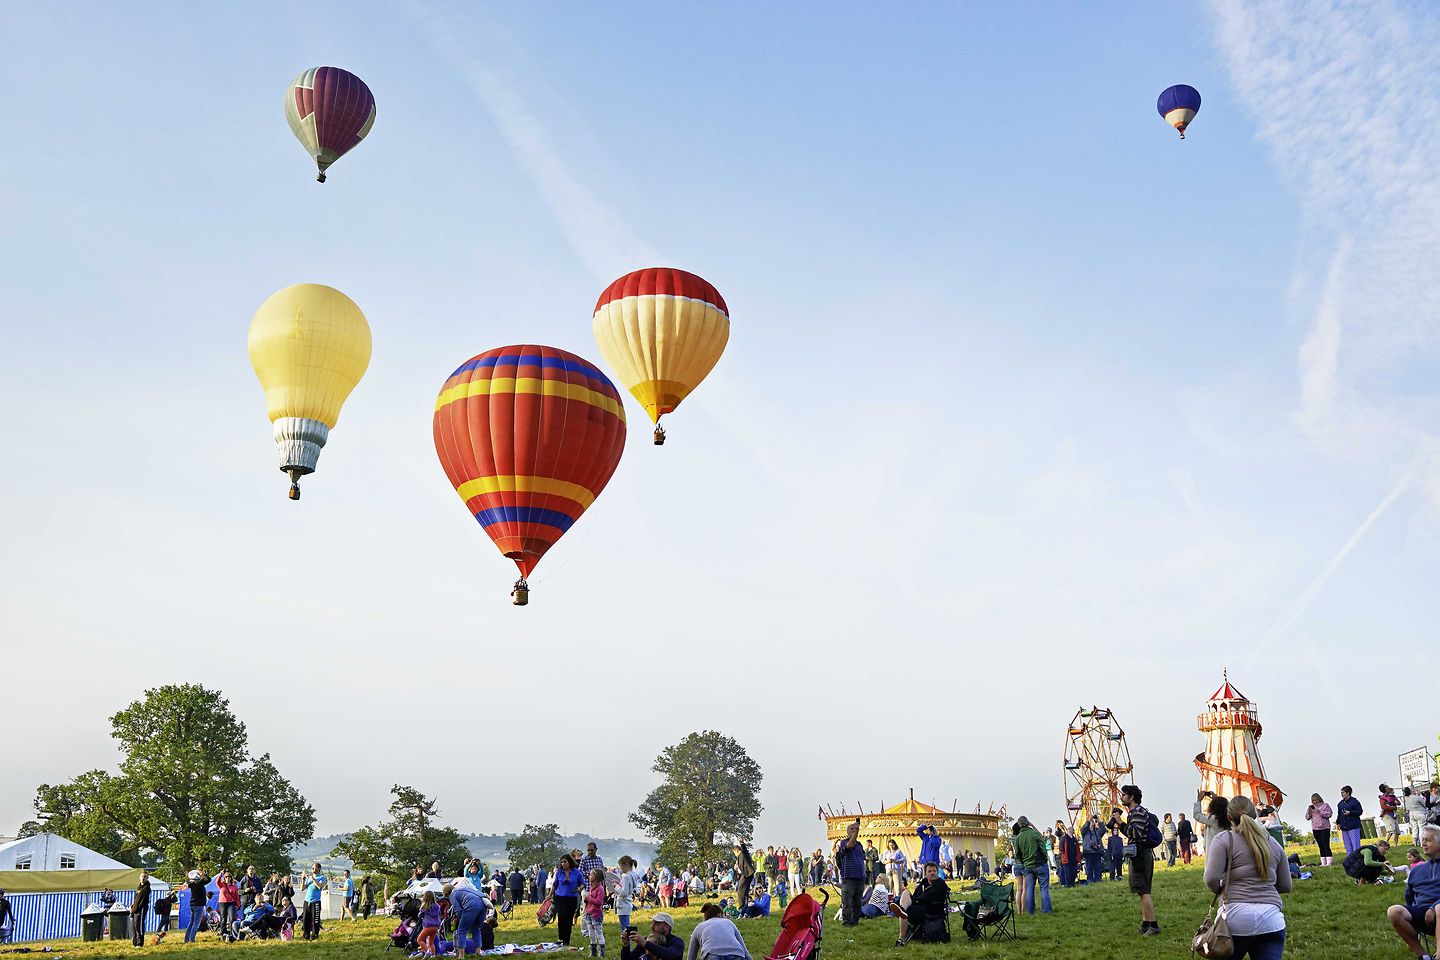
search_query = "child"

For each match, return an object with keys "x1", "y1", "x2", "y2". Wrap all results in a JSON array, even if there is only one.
[
  {"x1": 583, "y1": 868, "x2": 607, "y2": 957},
  {"x1": 152, "y1": 890, "x2": 176, "y2": 944},
  {"x1": 416, "y1": 892, "x2": 441, "y2": 957},
  {"x1": 614, "y1": 857, "x2": 638, "y2": 934},
  {"x1": 774, "y1": 877, "x2": 789, "y2": 911}
]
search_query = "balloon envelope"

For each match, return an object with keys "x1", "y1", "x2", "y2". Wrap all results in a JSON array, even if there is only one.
[
  {"x1": 248, "y1": 283, "x2": 371, "y2": 495},
  {"x1": 1157, "y1": 84, "x2": 1201, "y2": 137},
  {"x1": 285, "y1": 66, "x2": 376, "y2": 181},
  {"x1": 433, "y1": 345, "x2": 626, "y2": 579},
  {"x1": 592, "y1": 267, "x2": 729, "y2": 426}
]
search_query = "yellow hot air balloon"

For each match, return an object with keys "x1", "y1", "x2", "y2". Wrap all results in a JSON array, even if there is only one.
[
  {"x1": 248, "y1": 283, "x2": 372, "y2": 499},
  {"x1": 591, "y1": 267, "x2": 729, "y2": 445}
]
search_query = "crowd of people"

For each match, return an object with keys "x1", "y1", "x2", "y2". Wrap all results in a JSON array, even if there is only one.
[{"x1": 16, "y1": 778, "x2": 1435, "y2": 959}]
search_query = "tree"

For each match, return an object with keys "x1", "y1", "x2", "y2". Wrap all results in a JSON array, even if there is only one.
[
  {"x1": 505, "y1": 823, "x2": 566, "y2": 870},
  {"x1": 331, "y1": 785, "x2": 471, "y2": 889},
  {"x1": 629, "y1": 731, "x2": 763, "y2": 868},
  {"x1": 34, "y1": 684, "x2": 315, "y2": 873},
  {"x1": 16, "y1": 820, "x2": 44, "y2": 839}
]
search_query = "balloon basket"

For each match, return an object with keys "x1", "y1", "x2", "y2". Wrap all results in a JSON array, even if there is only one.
[
  {"x1": 288, "y1": 484, "x2": 301, "y2": 500},
  {"x1": 511, "y1": 581, "x2": 529, "y2": 606},
  {"x1": 653, "y1": 426, "x2": 666, "y2": 446}
]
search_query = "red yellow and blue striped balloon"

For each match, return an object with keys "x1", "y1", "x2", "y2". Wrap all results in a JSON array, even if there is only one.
[
  {"x1": 433, "y1": 345, "x2": 626, "y2": 599},
  {"x1": 1157, "y1": 84, "x2": 1201, "y2": 139}
]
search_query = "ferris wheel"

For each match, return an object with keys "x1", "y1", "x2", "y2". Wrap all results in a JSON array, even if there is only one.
[{"x1": 1063, "y1": 706, "x2": 1135, "y2": 829}]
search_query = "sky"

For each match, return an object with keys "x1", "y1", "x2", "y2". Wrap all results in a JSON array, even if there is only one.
[{"x1": 2, "y1": 0, "x2": 1438, "y2": 850}]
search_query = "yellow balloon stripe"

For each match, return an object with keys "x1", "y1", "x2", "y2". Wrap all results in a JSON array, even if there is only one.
[
  {"x1": 434, "y1": 377, "x2": 625, "y2": 420},
  {"x1": 455, "y1": 475, "x2": 596, "y2": 509}
]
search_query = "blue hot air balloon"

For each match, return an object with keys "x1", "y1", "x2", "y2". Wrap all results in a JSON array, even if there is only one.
[{"x1": 1157, "y1": 85, "x2": 1202, "y2": 139}]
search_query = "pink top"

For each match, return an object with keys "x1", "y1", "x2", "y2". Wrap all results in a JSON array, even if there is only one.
[
  {"x1": 584, "y1": 882, "x2": 606, "y2": 920},
  {"x1": 1307, "y1": 802, "x2": 1333, "y2": 830},
  {"x1": 217, "y1": 880, "x2": 238, "y2": 904}
]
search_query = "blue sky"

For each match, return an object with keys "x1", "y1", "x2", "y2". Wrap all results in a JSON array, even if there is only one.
[{"x1": 2, "y1": 1, "x2": 1437, "y2": 847}]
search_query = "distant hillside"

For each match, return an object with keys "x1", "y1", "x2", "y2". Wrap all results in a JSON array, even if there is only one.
[{"x1": 291, "y1": 832, "x2": 656, "y2": 871}]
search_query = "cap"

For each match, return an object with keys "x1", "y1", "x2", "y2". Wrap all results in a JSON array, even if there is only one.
[{"x1": 652, "y1": 912, "x2": 674, "y2": 926}]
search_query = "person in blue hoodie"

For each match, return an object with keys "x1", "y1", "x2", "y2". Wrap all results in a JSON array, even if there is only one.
[
  {"x1": 1337, "y1": 786, "x2": 1365, "y2": 858},
  {"x1": 916, "y1": 825, "x2": 942, "y2": 868}
]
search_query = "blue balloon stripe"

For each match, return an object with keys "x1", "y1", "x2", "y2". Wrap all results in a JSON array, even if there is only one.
[
  {"x1": 451, "y1": 354, "x2": 602, "y2": 378},
  {"x1": 474, "y1": 506, "x2": 576, "y2": 532}
]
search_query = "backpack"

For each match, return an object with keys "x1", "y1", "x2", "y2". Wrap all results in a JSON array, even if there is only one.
[{"x1": 1135, "y1": 811, "x2": 1163, "y2": 850}]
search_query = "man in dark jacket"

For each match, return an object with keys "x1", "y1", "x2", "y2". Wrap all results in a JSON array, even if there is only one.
[
  {"x1": 891, "y1": 862, "x2": 949, "y2": 945},
  {"x1": 733, "y1": 843, "x2": 756, "y2": 912},
  {"x1": 507, "y1": 868, "x2": 524, "y2": 905},
  {"x1": 183, "y1": 870, "x2": 211, "y2": 943},
  {"x1": 0, "y1": 889, "x2": 14, "y2": 944},
  {"x1": 131, "y1": 870, "x2": 151, "y2": 947},
  {"x1": 1081, "y1": 819, "x2": 1105, "y2": 885}
]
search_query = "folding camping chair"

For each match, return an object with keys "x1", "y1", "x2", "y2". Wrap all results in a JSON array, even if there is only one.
[{"x1": 957, "y1": 878, "x2": 1016, "y2": 942}]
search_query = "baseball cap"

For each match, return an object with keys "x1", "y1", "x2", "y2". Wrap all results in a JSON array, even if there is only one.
[{"x1": 652, "y1": 911, "x2": 674, "y2": 926}]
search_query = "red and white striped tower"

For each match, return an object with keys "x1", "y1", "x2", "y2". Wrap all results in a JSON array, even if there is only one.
[{"x1": 1194, "y1": 672, "x2": 1284, "y2": 808}]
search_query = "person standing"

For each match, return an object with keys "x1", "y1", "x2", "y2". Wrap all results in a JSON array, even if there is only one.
[
  {"x1": 1404, "y1": 787, "x2": 1430, "y2": 845},
  {"x1": 0, "y1": 889, "x2": 11, "y2": 947},
  {"x1": 183, "y1": 870, "x2": 210, "y2": 943},
  {"x1": 1178, "y1": 814, "x2": 1196, "y2": 865},
  {"x1": 130, "y1": 870, "x2": 151, "y2": 947},
  {"x1": 788, "y1": 847, "x2": 804, "y2": 893},
  {"x1": 915, "y1": 824, "x2": 942, "y2": 870},
  {"x1": 1306, "y1": 793, "x2": 1335, "y2": 866},
  {"x1": 1161, "y1": 814, "x2": 1178, "y2": 867},
  {"x1": 835, "y1": 820, "x2": 867, "y2": 926},
  {"x1": 1116, "y1": 784, "x2": 1160, "y2": 936},
  {"x1": 580, "y1": 844, "x2": 606, "y2": 891},
  {"x1": 881, "y1": 839, "x2": 906, "y2": 894},
  {"x1": 340, "y1": 869, "x2": 355, "y2": 920},
  {"x1": 1203, "y1": 796, "x2": 1291, "y2": 960},
  {"x1": 151, "y1": 888, "x2": 175, "y2": 944},
  {"x1": 1011, "y1": 817, "x2": 1050, "y2": 915},
  {"x1": 614, "y1": 856, "x2": 640, "y2": 934},
  {"x1": 1379, "y1": 784, "x2": 1402, "y2": 846},
  {"x1": 1337, "y1": 786, "x2": 1364, "y2": 857},
  {"x1": 552, "y1": 854, "x2": 583, "y2": 947},
  {"x1": 301, "y1": 863, "x2": 327, "y2": 940},
  {"x1": 215, "y1": 870, "x2": 238, "y2": 939},
  {"x1": 1081, "y1": 818, "x2": 1105, "y2": 884},
  {"x1": 583, "y1": 869, "x2": 607, "y2": 957},
  {"x1": 864, "y1": 841, "x2": 881, "y2": 883},
  {"x1": 1106, "y1": 825, "x2": 1125, "y2": 880},
  {"x1": 938, "y1": 839, "x2": 954, "y2": 878},
  {"x1": 733, "y1": 842, "x2": 756, "y2": 913},
  {"x1": 360, "y1": 875, "x2": 375, "y2": 920}
]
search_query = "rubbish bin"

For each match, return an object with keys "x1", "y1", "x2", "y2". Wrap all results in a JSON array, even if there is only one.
[
  {"x1": 81, "y1": 903, "x2": 106, "y2": 942},
  {"x1": 1361, "y1": 817, "x2": 1378, "y2": 840},
  {"x1": 109, "y1": 902, "x2": 132, "y2": 941}
]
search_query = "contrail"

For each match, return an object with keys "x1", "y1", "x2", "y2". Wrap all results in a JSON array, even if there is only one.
[{"x1": 1249, "y1": 460, "x2": 1416, "y2": 662}]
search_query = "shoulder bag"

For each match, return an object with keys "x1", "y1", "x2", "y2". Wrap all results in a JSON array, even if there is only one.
[{"x1": 1192, "y1": 838, "x2": 1233, "y2": 958}]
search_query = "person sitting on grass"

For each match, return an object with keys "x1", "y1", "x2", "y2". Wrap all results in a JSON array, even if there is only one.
[
  {"x1": 1387, "y1": 823, "x2": 1440, "y2": 960},
  {"x1": 860, "y1": 877, "x2": 891, "y2": 918},
  {"x1": 889, "y1": 861, "x2": 949, "y2": 945},
  {"x1": 1342, "y1": 839, "x2": 1394, "y2": 885}
]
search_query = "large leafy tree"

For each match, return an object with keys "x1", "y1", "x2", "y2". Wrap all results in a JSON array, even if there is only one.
[
  {"x1": 331, "y1": 785, "x2": 471, "y2": 889},
  {"x1": 34, "y1": 684, "x2": 315, "y2": 874},
  {"x1": 504, "y1": 823, "x2": 566, "y2": 870},
  {"x1": 629, "y1": 731, "x2": 763, "y2": 868}
]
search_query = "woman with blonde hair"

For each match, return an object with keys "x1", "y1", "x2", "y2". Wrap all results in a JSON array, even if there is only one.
[{"x1": 1203, "y1": 796, "x2": 1292, "y2": 960}]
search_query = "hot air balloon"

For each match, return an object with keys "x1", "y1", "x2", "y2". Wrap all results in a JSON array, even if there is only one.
[
  {"x1": 433, "y1": 345, "x2": 626, "y2": 604},
  {"x1": 284, "y1": 67, "x2": 376, "y2": 182},
  {"x1": 248, "y1": 283, "x2": 372, "y2": 500},
  {"x1": 592, "y1": 267, "x2": 729, "y2": 445},
  {"x1": 1157, "y1": 84, "x2": 1202, "y2": 139}
]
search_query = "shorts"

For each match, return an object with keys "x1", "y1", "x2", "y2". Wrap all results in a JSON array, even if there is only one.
[
  {"x1": 1128, "y1": 848, "x2": 1154, "y2": 895},
  {"x1": 1403, "y1": 905, "x2": 1436, "y2": 934}
]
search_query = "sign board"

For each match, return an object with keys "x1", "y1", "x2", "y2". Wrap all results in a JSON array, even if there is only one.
[{"x1": 1399, "y1": 746, "x2": 1436, "y2": 785}]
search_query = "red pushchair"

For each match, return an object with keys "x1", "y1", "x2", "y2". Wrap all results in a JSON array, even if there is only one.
[
  {"x1": 536, "y1": 897, "x2": 555, "y2": 926},
  {"x1": 765, "y1": 890, "x2": 828, "y2": 960}
]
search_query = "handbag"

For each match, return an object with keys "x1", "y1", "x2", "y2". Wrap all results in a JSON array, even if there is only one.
[{"x1": 1192, "y1": 841, "x2": 1233, "y2": 958}]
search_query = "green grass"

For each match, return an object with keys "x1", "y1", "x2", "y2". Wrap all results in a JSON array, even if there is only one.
[{"x1": 25, "y1": 846, "x2": 1424, "y2": 959}]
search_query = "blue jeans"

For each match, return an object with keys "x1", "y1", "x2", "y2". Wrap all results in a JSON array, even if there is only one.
[
  {"x1": 1341, "y1": 829, "x2": 1362, "y2": 855},
  {"x1": 1231, "y1": 928, "x2": 1285, "y2": 960},
  {"x1": 454, "y1": 904, "x2": 484, "y2": 956},
  {"x1": 1022, "y1": 863, "x2": 1051, "y2": 913},
  {"x1": 184, "y1": 905, "x2": 203, "y2": 942}
]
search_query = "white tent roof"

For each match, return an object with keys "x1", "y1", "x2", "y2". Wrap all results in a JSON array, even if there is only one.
[{"x1": 0, "y1": 832, "x2": 129, "y2": 871}]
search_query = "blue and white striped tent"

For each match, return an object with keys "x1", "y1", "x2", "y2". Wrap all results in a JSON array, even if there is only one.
[{"x1": 3, "y1": 879, "x2": 171, "y2": 942}]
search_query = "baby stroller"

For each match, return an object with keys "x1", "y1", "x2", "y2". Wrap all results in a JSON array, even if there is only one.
[
  {"x1": 765, "y1": 890, "x2": 828, "y2": 960},
  {"x1": 385, "y1": 918, "x2": 418, "y2": 953},
  {"x1": 536, "y1": 896, "x2": 555, "y2": 926}
]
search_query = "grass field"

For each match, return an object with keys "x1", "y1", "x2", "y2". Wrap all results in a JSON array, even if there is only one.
[{"x1": 21, "y1": 843, "x2": 1426, "y2": 959}]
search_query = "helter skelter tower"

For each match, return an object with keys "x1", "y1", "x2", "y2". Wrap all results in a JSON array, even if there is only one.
[{"x1": 1194, "y1": 672, "x2": 1284, "y2": 808}]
